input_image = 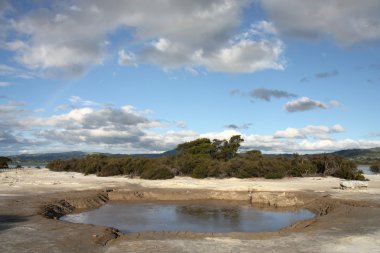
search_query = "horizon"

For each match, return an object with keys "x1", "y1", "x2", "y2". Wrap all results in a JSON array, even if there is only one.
[{"x1": 1, "y1": 1, "x2": 380, "y2": 155}]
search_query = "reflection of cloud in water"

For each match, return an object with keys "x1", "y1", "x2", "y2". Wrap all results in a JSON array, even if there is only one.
[
  {"x1": 176, "y1": 205, "x2": 239, "y2": 218},
  {"x1": 176, "y1": 204, "x2": 241, "y2": 230},
  {"x1": 61, "y1": 201, "x2": 315, "y2": 233}
]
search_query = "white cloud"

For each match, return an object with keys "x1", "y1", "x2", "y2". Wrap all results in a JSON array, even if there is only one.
[
  {"x1": 197, "y1": 38, "x2": 285, "y2": 73},
  {"x1": 274, "y1": 124, "x2": 345, "y2": 139},
  {"x1": 0, "y1": 97, "x2": 377, "y2": 155},
  {"x1": 0, "y1": 64, "x2": 16, "y2": 75},
  {"x1": 284, "y1": 97, "x2": 343, "y2": 113},
  {"x1": 285, "y1": 97, "x2": 327, "y2": 112},
  {"x1": 118, "y1": 50, "x2": 136, "y2": 66},
  {"x1": 3, "y1": 0, "x2": 285, "y2": 76},
  {"x1": 0, "y1": 81, "x2": 13, "y2": 87},
  {"x1": 284, "y1": 97, "x2": 342, "y2": 113},
  {"x1": 69, "y1": 96, "x2": 99, "y2": 107},
  {"x1": 251, "y1": 20, "x2": 277, "y2": 35},
  {"x1": 261, "y1": 0, "x2": 380, "y2": 46}
]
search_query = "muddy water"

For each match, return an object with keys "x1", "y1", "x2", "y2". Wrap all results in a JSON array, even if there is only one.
[{"x1": 61, "y1": 200, "x2": 314, "y2": 233}]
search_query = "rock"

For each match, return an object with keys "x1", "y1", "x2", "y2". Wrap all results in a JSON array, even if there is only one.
[{"x1": 340, "y1": 180, "x2": 368, "y2": 190}]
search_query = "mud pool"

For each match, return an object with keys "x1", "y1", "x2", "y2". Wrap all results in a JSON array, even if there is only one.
[{"x1": 60, "y1": 200, "x2": 315, "y2": 233}]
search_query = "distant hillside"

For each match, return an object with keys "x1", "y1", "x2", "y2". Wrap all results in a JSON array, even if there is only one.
[
  {"x1": 10, "y1": 151, "x2": 88, "y2": 162},
  {"x1": 8, "y1": 148, "x2": 379, "y2": 163},
  {"x1": 130, "y1": 149, "x2": 177, "y2": 158},
  {"x1": 9, "y1": 149, "x2": 178, "y2": 162},
  {"x1": 331, "y1": 148, "x2": 380, "y2": 160}
]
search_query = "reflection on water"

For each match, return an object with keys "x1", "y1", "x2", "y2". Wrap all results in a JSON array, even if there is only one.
[{"x1": 61, "y1": 200, "x2": 315, "y2": 233}]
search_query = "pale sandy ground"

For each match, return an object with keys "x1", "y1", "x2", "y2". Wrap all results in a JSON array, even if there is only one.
[
  {"x1": 1, "y1": 168, "x2": 380, "y2": 202},
  {"x1": 1, "y1": 168, "x2": 380, "y2": 253}
]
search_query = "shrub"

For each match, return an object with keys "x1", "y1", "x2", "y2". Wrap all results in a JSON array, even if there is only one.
[
  {"x1": 191, "y1": 164, "x2": 209, "y2": 178},
  {"x1": 333, "y1": 167, "x2": 366, "y2": 181},
  {"x1": 140, "y1": 167, "x2": 174, "y2": 180},
  {"x1": 370, "y1": 164, "x2": 380, "y2": 173},
  {"x1": 264, "y1": 171, "x2": 285, "y2": 179}
]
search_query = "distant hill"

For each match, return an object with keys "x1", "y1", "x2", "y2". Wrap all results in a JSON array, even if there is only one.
[
  {"x1": 8, "y1": 148, "x2": 379, "y2": 163},
  {"x1": 9, "y1": 149, "x2": 178, "y2": 162},
  {"x1": 10, "y1": 151, "x2": 88, "y2": 162},
  {"x1": 130, "y1": 149, "x2": 177, "y2": 158},
  {"x1": 331, "y1": 148, "x2": 380, "y2": 159}
]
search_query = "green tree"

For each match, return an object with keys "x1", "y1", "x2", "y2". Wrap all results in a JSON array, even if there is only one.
[
  {"x1": 214, "y1": 135, "x2": 244, "y2": 161},
  {"x1": 177, "y1": 138, "x2": 215, "y2": 157}
]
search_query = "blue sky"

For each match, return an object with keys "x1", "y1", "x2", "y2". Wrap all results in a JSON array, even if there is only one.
[{"x1": 1, "y1": 0, "x2": 380, "y2": 155}]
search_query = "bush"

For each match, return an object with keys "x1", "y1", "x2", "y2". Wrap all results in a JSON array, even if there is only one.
[
  {"x1": 264, "y1": 171, "x2": 285, "y2": 179},
  {"x1": 140, "y1": 167, "x2": 174, "y2": 180},
  {"x1": 370, "y1": 164, "x2": 380, "y2": 173},
  {"x1": 191, "y1": 164, "x2": 209, "y2": 178},
  {"x1": 333, "y1": 167, "x2": 366, "y2": 181}
]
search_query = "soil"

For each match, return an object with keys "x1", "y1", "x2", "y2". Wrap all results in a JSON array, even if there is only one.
[{"x1": 1, "y1": 169, "x2": 380, "y2": 253}]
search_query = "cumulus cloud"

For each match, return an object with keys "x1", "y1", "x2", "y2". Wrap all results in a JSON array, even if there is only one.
[
  {"x1": 261, "y1": 0, "x2": 380, "y2": 46},
  {"x1": 274, "y1": 124, "x2": 345, "y2": 139},
  {"x1": 250, "y1": 88, "x2": 297, "y2": 101},
  {"x1": 2, "y1": 0, "x2": 285, "y2": 76},
  {"x1": 24, "y1": 106, "x2": 155, "y2": 131},
  {"x1": 0, "y1": 130, "x2": 20, "y2": 145},
  {"x1": 0, "y1": 97, "x2": 376, "y2": 155},
  {"x1": 194, "y1": 38, "x2": 285, "y2": 73},
  {"x1": 284, "y1": 97, "x2": 341, "y2": 113},
  {"x1": 1, "y1": 99, "x2": 380, "y2": 154}
]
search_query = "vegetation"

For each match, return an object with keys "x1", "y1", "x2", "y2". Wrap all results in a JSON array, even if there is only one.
[
  {"x1": 47, "y1": 136, "x2": 366, "y2": 181},
  {"x1": 0, "y1": 156, "x2": 12, "y2": 169},
  {"x1": 370, "y1": 164, "x2": 380, "y2": 173}
]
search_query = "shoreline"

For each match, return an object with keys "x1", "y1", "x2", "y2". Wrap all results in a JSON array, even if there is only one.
[{"x1": 1, "y1": 168, "x2": 380, "y2": 252}]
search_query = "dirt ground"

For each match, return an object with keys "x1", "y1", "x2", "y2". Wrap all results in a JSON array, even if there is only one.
[{"x1": 1, "y1": 168, "x2": 380, "y2": 253}]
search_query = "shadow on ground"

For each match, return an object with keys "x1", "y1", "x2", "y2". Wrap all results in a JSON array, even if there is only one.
[{"x1": 0, "y1": 215, "x2": 29, "y2": 231}]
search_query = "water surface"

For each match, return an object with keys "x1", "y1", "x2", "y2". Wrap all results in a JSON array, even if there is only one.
[
  {"x1": 61, "y1": 201, "x2": 315, "y2": 233},
  {"x1": 358, "y1": 165, "x2": 377, "y2": 175}
]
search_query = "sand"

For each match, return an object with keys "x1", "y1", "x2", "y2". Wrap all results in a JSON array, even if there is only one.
[{"x1": 1, "y1": 168, "x2": 380, "y2": 253}]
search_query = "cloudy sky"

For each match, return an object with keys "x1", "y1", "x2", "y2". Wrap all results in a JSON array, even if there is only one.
[{"x1": 1, "y1": 0, "x2": 380, "y2": 155}]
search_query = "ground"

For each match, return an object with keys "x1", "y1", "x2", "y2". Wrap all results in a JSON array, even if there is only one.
[{"x1": 0, "y1": 168, "x2": 379, "y2": 253}]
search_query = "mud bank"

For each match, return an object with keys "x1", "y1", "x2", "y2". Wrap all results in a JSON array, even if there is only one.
[{"x1": 1, "y1": 169, "x2": 380, "y2": 253}]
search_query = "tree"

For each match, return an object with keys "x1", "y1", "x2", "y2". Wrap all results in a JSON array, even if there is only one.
[
  {"x1": 0, "y1": 157, "x2": 12, "y2": 169},
  {"x1": 246, "y1": 150, "x2": 262, "y2": 159},
  {"x1": 214, "y1": 135, "x2": 244, "y2": 161},
  {"x1": 177, "y1": 138, "x2": 215, "y2": 157}
]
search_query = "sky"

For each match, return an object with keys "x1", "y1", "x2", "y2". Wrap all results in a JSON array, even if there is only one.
[{"x1": 1, "y1": 0, "x2": 380, "y2": 155}]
